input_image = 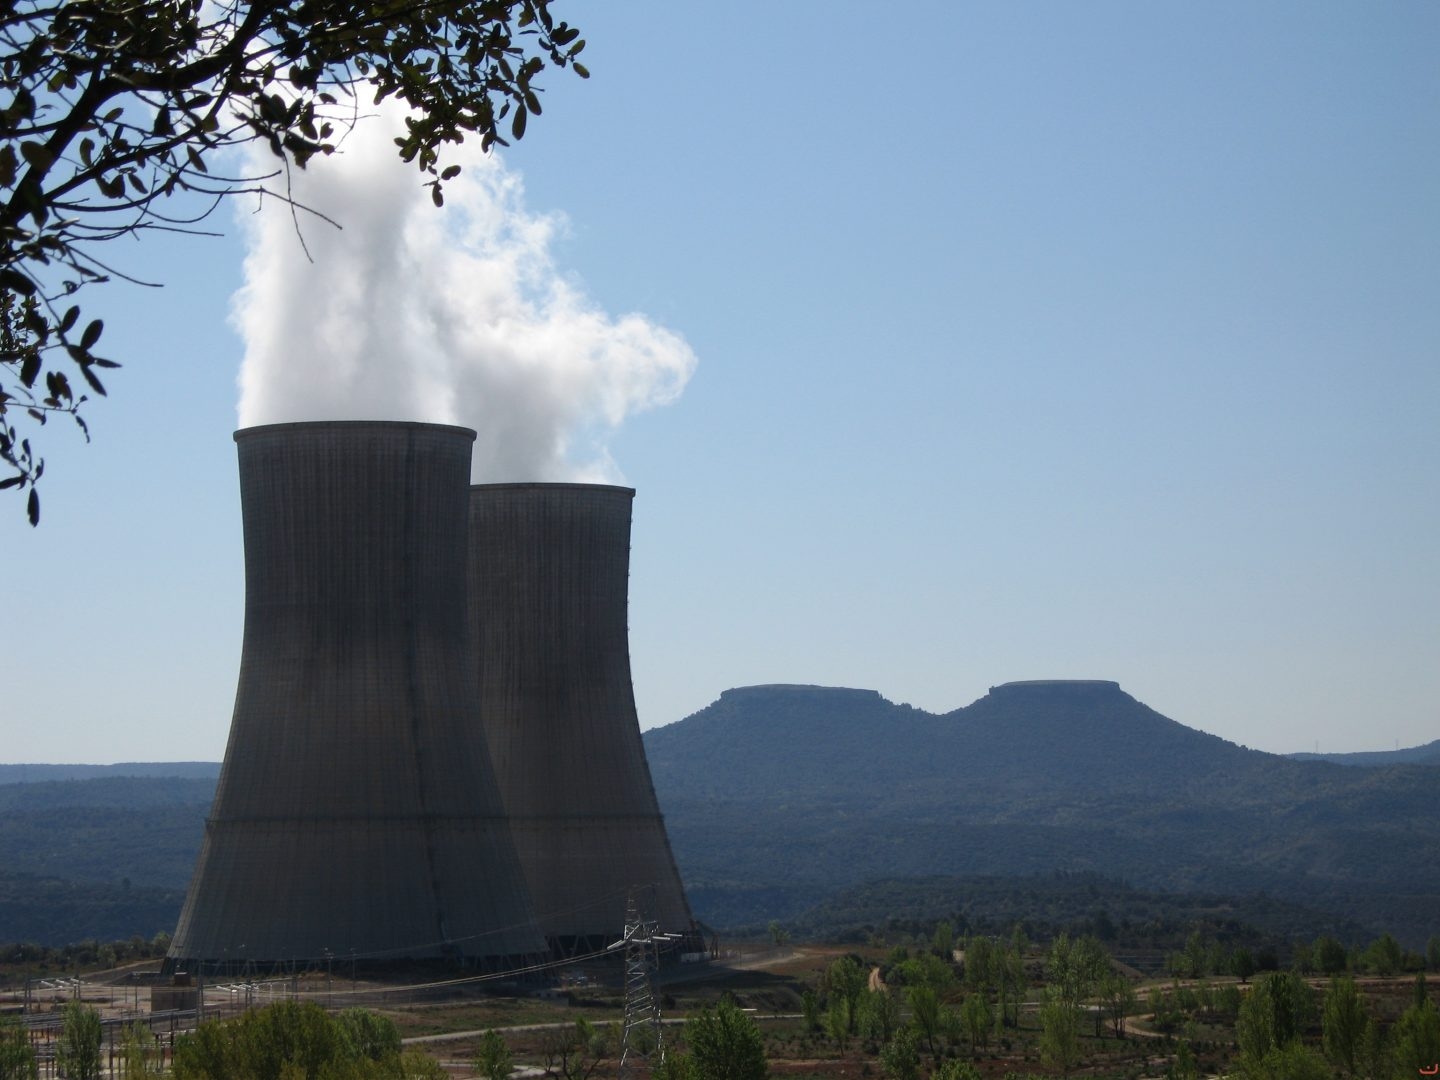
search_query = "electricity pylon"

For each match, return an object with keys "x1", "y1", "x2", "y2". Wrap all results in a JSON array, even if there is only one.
[{"x1": 613, "y1": 888, "x2": 677, "y2": 1080}]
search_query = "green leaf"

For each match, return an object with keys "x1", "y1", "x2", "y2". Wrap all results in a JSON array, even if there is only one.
[
  {"x1": 80, "y1": 319, "x2": 104, "y2": 350},
  {"x1": 76, "y1": 362, "x2": 107, "y2": 396},
  {"x1": 19, "y1": 352, "x2": 40, "y2": 388},
  {"x1": 511, "y1": 102, "x2": 527, "y2": 139},
  {"x1": 573, "y1": 62, "x2": 590, "y2": 79},
  {"x1": 0, "y1": 268, "x2": 36, "y2": 296},
  {"x1": 45, "y1": 370, "x2": 72, "y2": 403},
  {"x1": 6, "y1": 87, "x2": 35, "y2": 123},
  {"x1": 22, "y1": 305, "x2": 46, "y2": 338},
  {"x1": 27, "y1": 487, "x2": 38, "y2": 526},
  {"x1": 59, "y1": 306, "x2": 79, "y2": 333},
  {"x1": 20, "y1": 141, "x2": 54, "y2": 171}
]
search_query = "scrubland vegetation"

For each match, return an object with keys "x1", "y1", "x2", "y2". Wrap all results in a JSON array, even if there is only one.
[{"x1": 5, "y1": 921, "x2": 1440, "y2": 1080}]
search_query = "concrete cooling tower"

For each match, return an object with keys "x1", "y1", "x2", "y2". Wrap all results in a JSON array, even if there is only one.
[
  {"x1": 170, "y1": 422, "x2": 544, "y2": 970},
  {"x1": 469, "y1": 484, "x2": 695, "y2": 955}
]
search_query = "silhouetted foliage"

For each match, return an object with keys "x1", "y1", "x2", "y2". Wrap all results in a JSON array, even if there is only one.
[{"x1": 1, "y1": 0, "x2": 586, "y2": 519}]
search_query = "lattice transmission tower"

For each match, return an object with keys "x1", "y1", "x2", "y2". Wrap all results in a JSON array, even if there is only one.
[{"x1": 614, "y1": 888, "x2": 679, "y2": 1080}]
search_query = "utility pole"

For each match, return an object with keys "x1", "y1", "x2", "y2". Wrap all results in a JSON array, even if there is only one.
[{"x1": 615, "y1": 889, "x2": 670, "y2": 1080}]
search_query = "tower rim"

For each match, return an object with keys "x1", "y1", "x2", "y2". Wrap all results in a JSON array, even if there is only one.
[
  {"x1": 469, "y1": 482, "x2": 635, "y2": 496},
  {"x1": 234, "y1": 420, "x2": 478, "y2": 443}
]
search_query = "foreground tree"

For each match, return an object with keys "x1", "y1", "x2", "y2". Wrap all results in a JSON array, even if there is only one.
[
  {"x1": 538, "y1": 1019, "x2": 612, "y2": 1080},
  {"x1": 1321, "y1": 976, "x2": 1368, "y2": 1078},
  {"x1": 824, "y1": 997, "x2": 852, "y2": 1049},
  {"x1": 905, "y1": 984, "x2": 941, "y2": 1057},
  {"x1": 0, "y1": 1017, "x2": 38, "y2": 1080},
  {"x1": 120, "y1": 1023, "x2": 164, "y2": 1080},
  {"x1": 1230, "y1": 946, "x2": 1257, "y2": 984},
  {"x1": 56, "y1": 1003, "x2": 102, "y2": 1080},
  {"x1": 858, "y1": 988, "x2": 900, "y2": 1046},
  {"x1": 172, "y1": 1001, "x2": 418, "y2": 1080},
  {"x1": 931, "y1": 1062, "x2": 980, "y2": 1080},
  {"x1": 1037, "y1": 988, "x2": 1081, "y2": 1077},
  {"x1": 474, "y1": 1030, "x2": 513, "y2": 1080},
  {"x1": 685, "y1": 999, "x2": 767, "y2": 1080},
  {"x1": 1239, "y1": 1041, "x2": 1330, "y2": 1080},
  {"x1": 1236, "y1": 971, "x2": 1314, "y2": 1068},
  {"x1": 1098, "y1": 970, "x2": 1136, "y2": 1038},
  {"x1": 959, "y1": 991, "x2": 992, "y2": 1052},
  {"x1": 1314, "y1": 935, "x2": 1348, "y2": 976},
  {"x1": 824, "y1": 956, "x2": 867, "y2": 1016},
  {"x1": 336, "y1": 1010, "x2": 402, "y2": 1063},
  {"x1": 1389, "y1": 998, "x2": 1440, "y2": 1080},
  {"x1": 1, "y1": 0, "x2": 587, "y2": 520},
  {"x1": 1167, "y1": 1041, "x2": 1199, "y2": 1080},
  {"x1": 1364, "y1": 933, "x2": 1403, "y2": 976},
  {"x1": 878, "y1": 1027, "x2": 919, "y2": 1080}
]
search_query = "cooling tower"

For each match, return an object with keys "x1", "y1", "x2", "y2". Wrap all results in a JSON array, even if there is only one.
[
  {"x1": 468, "y1": 484, "x2": 695, "y2": 955},
  {"x1": 171, "y1": 422, "x2": 545, "y2": 969}
]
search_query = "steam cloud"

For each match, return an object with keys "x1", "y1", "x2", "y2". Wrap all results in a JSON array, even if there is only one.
[{"x1": 233, "y1": 104, "x2": 696, "y2": 481}]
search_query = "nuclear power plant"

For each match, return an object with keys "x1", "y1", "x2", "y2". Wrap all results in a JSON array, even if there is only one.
[
  {"x1": 169, "y1": 421, "x2": 691, "y2": 972},
  {"x1": 469, "y1": 484, "x2": 694, "y2": 955}
]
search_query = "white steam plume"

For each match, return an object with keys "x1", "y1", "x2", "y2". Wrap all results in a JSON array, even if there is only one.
[{"x1": 233, "y1": 103, "x2": 696, "y2": 481}]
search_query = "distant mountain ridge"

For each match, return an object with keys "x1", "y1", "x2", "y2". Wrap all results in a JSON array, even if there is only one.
[
  {"x1": 643, "y1": 681, "x2": 1440, "y2": 945},
  {"x1": 1, "y1": 683, "x2": 1435, "y2": 946},
  {"x1": 0, "y1": 762, "x2": 221, "y2": 785},
  {"x1": 1288, "y1": 740, "x2": 1440, "y2": 767}
]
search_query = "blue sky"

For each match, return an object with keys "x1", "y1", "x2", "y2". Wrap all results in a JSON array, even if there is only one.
[{"x1": 3, "y1": 1, "x2": 1437, "y2": 762}]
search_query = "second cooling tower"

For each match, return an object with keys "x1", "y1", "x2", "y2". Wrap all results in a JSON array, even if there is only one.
[{"x1": 469, "y1": 484, "x2": 694, "y2": 954}]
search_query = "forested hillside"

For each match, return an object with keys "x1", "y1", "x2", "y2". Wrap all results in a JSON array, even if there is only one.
[
  {"x1": 1289, "y1": 739, "x2": 1440, "y2": 767},
  {"x1": 0, "y1": 775, "x2": 213, "y2": 943},
  {"x1": 643, "y1": 681, "x2": 1440, "y2": 945},
  {"x1": 2, "y1": 681, "x2": 1435, "y2": 948}
]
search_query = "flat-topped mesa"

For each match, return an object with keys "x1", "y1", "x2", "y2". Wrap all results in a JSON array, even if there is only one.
[
  {"x1": 989, "y1": 679, "x2": 1123, "y2": 696},
  {"x1": 719, "y1": 684, "x2": 885, "y2": 704}
]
